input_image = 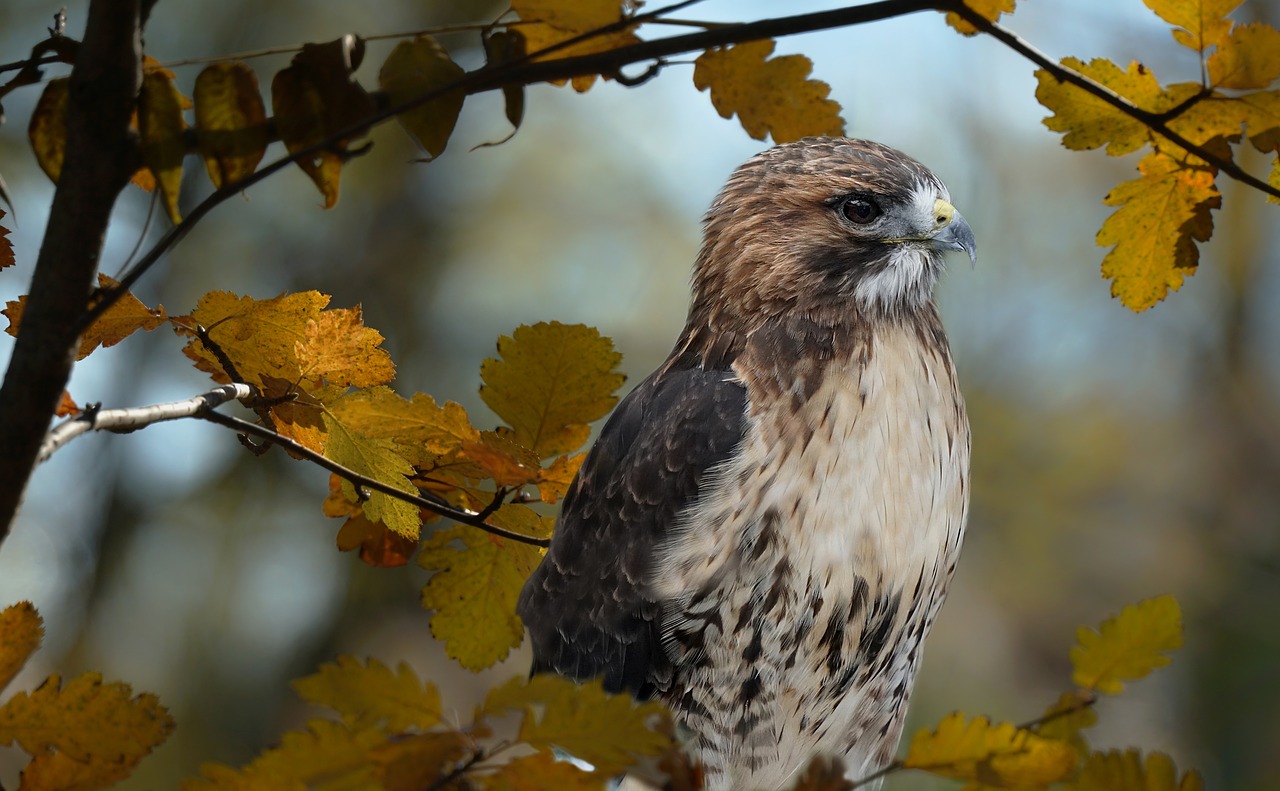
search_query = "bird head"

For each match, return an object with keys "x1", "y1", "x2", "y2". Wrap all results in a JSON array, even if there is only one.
[{"x1": 690, "y1": 138, "x2": 975, "y2": 327}]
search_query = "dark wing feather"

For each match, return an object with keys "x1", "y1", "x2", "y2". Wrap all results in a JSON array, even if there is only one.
[{"x1": 516, "y1": 362, "x2": 748, "y2": 699}]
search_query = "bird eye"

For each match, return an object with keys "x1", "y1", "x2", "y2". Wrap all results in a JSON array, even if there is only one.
[{"x1": 840, "y1": 197, "x2": 881, "y2": 225}]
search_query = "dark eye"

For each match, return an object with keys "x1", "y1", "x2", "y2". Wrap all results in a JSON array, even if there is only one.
[{"x1": 840, "y1": 197, "x2": 881, "y2": 225}]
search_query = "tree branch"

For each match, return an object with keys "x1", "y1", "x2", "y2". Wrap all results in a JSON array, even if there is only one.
[
  {"x1": 0, "y1": 0, "x2": 142, "y2": 542},
  {"x1": 37, "y1": 384, "x2": 252, "y2": 463},
  {"x1": 196, "y1": 411, "x2": 551, "y2": 548}
]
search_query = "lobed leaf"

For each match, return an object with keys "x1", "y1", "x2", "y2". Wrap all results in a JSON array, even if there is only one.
[
  {"x1": 903, "y1": 712, "x2": 1077, "y2": 788},
  {"x1": 0, "y1": 602, "x2": 43, "y2": 693},
  {"x1": 945, "y1": 0, "x2": 1016, "y2": 37},
  {"x1": 195, "y1": 61, "x2": 268, "y2": 189},
  {"x1": 479, "y1": 322, "x2": 624, "y2": 458},
  {"x1": 27, "y1": 78, "x2": 69, "y2": 183},
  {"x1": 1035, "y1": 58, "x2": 1163, "y2": 156},
  {"x1": 1071, "y1": 594, "x2": 1183, "y2": 693},
  {"x1": 335, "y1": 510, "x2": 420, "y2": 568},
  {"x1": 418, "y1": 526, "x2": 544, "y2": 671},
  {"x1": 536, "y1": 452, "x2": 585, "y2": 504},
  {"x1": 296, "y1": 305, "x2": 394, "y2": 388},
  {"x1": 1074, "y1": 749, "x2": 1202, "y2": 791},
  {"x1": 693, "y1": 40, "x2": 845, "y2": 144},
  {"x1": 1035, "y1": 689, "x2": 1098, "y2": 755},
  {"x1": 0, "y1": 672, "x2": 174, "y2": 764},
  {"x1": 1207, "y1": 22, "x2": 1280, "y2": 90},
  {"x1": 481, "y1": 674, "x2": 672, "y2": 776},
  {"x1": 322, "y1": 413, "x2": 422, "y2": 540},
  {"x1": 328, "y1": 386, "x2": 479, "y2": 467},
  {"x1": 511, "y1": 0, "x2": 641, "y2": 92},
  {"x1": 17, "y1": 748, "x2": 136, "y2": 791},
  {"x1": 0, "y1": 209, "x2": 13, "y2": 271},
  {"x1": 183, "y1": 718, "x2": 384, "y2": 791},
  {"x1": 1142, "y1": 0, "x2": 1239, "y2": 52},
  {"x1": 138, "y1": 70, "x2": 188, "y2": 223},
  {"x1": 379, "y1": 36, "x2": 466, "y2": 159},
  {"x1": 4, "y1": 275, "x2": 169, "y2": 360},
  {"x1": 292, "y1": 656, "x2": 442, "y2": 732},
  {"x1": 367, "y1": 731, "x2": 472, "y2": 791},
  {"x1": 1097, "y1": 153, "x2": 1219, "y2": 311}
]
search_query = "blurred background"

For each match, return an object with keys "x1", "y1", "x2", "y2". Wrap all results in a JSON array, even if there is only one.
[{"x1": 1, "y1": 1, "x2": 1278, "y2": 788}]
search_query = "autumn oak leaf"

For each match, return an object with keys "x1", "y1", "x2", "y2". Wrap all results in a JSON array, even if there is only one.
[
  {"x1": 0, "y1": 602, "x2": 43, "y2": 693},
  {"x1": 0, "y1": 672, "x2": 174, "y2": 764},
  {"x1": 1071, "y1": 594, "x2": 1184, "y2": 693},
  {"x1": 292, "y1": 656, "x2": 442, "y2": 732},
  {"x1": 481, "y1": 674, "x2": 672, "y2": 776},
  {"x1": 480, "y1": 322, "x2": 624, "y2": 458},
  {"x1": 418, "y1": 525, "x2": 544, "y2": 671},
  {"x1": 903, "y1": 712, "x2": 1076, "y2": 788},
  {"x1": 694, "y1": 40, "x2": 845, "y2": 144},
  {"x1": 1097, "y1": 153, "x2": 1220, "y2": 311}
]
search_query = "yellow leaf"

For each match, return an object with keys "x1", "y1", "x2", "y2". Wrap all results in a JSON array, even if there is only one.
[
  {"x1": 292, "y1": 656, "x2": 442, "y2": 732},
  {"x1": 481, "y1": 675, "x2": 672, "y2": 776},
  {"x1": 1142, "y1": 0, "x2": 1239, "y2": 51},
  {"x1": 536, "y1": 453, "x2": 584, "y2": 504},
  {"x1": 903, "y1": 712, "x2": 1076, "y2": 788},
  {"x1": 368, "y1": 731, "x2": 471, "y2": 791},
  {"x1": 511, "y1": 0, "x2": 641, "y2": 92},
  {"x1": 17, "y1": 748, "x2": 135, "y2": 791},
  {"x1": 1237, "y1": 89, "x2": 1280, "y2": 152},
  {"x1": 296, "y1": 305, "x2": 394, "y2": 388},
  {"x1": 479, "y1": 322, "x2": 624, "y2": 458},
  {"x1": 139, "y1": 70, "x2": 188, "y2": 223},
  {"x1": 1074, "y1": 749, "x2": 1202, "y2": 791},
  {"x1": 0, "y1": 602, "x2": 43, "y2": 693},
  {"x1": 419, "y1": 526, "x2": 543, "y2": 671},
  {"x1": 27, "y1": 78, "x2": 69, "y2": 183},
  {"x1": 1207, "y1": 22, "x2": 1280, "y2": 89},
  {"x1": 1036, "y1": 58, "x2": 1164, "y2": 155},
  {"x1": 184, "y1": 719, "x2": 384, "y2": 791},
  {"x1": 484, "y1": 503, "x2": 555, "y2": 542},
  {"x1": 481, "y1": 752, "x2": 601, "y2": 790},
  {"x1": 5, "y1": 275, "x2": 169, "y2": 359},
  {"x1": 460, "y1": 431, "x2": 542, "y2": 488},
  {"x1": 195, "y1": 62, "x2": 268, "y2": 189},
  {"x1": 1071, "y1": 594, "x2": 1184, "y2": 694},
  {"x1": 0, "y1": 672, "x2": 174, "y2": 763},
  {"x1": 322, "y1": 413, "x2": 422, "y2": 540},
  {"x1": 945, "y1": 0, "x2": 1016, "y2": 37},
  {"x1": 1098, "y1": 153, "x2": 1219, "y2": 311},
  {"x1": 329, "y1": 387, "x2": 480, "y2": 467},
  {"x1": 693, "y1": 40, "x2": 845, "y2": 143},
  {"x1": 1035, "y1": 690, "x2": 1098, "y2": 755},
  {"x1": 379, "y1": 36, "x2": 466, "y2": 159}
]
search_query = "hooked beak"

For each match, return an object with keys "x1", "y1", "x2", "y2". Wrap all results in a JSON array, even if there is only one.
[{"x1": 929, "y1": 200, "x2": 977, "y2": 267}]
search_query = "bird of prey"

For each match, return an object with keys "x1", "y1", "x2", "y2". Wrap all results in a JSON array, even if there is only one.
[{"x1": 517, "y1": 137, "x2": 974, "y2": 790}]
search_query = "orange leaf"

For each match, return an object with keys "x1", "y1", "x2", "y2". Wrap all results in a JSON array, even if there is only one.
[
  {"x1": 28, "y1": 78, "x2": 69, "y2": 183},
  {"x1": 536, "y1": 453, "x2": 584, "y2": 504},
  {"x1": 139, "y1": 70, "x2": 188, "y2": 223},
  {"x1": 0, "y1": 209, "x2": 14, "y2": 271},
  {"x1": 336, "y1": 511, "x2": 418, "y2": 568},
  {"x1": 296, "y1": 305, "x2": 394, "y2": 388},
  {"x1": 460, "y1": 431, "x2": 541, "y2": 488},
  {"x1": 5, "y1": 276, "x2": 168, "y2": 360},
  {"x1": 195, "y1": 62, "x2": 268, "y2": 188},
  {"x1": 693, "y1": 40, "x2": 845, "y2": 143},
  {"x1": 17, "y1": 748, "x2": 135, "y2": 791},
  {"x1": 55, "y1": 391, "x2": 79, "y2": 418},
  {"x1": 367, "y1": 731, "x2": 471, "y2": 791},
  {"x1": 0, "y1": 602, "x2": 43, "y2": 693}
]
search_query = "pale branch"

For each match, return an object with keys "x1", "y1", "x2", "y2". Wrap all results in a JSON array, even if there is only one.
[
  {"x1": 196, "y1": 409, "x2": 552, "y2": 548},
  {"x1": 37, "y1": 383, "x2": 252, "y2": 463},
  {"x1": 950, "y1": 4, "x2": 1280, "y2": 201}
]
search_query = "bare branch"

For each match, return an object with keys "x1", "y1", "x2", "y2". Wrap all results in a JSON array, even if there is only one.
[{"x1": 37, "y1": 383, "x2": 252, "y2": 463}]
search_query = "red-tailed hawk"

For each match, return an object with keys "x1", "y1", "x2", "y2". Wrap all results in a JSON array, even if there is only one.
[{"x1": 517, "y1": 138, "x2": 974, "y2": 790}]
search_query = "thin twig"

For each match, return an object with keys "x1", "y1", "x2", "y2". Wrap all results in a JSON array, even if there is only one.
[
  {"x1": 37, "y1": 383, "x2": 251, "y2": 463},
  {"x1": 198, "y1": 410, "x2": 551, "y2": 547},
  {"x1": 949, "y1": 2, "x2": 1280, "y2": 200}
]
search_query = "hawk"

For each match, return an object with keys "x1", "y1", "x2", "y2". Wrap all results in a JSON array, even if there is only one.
[{"x1": 517, "y1": 137, "x2": 974, "y2": 790}]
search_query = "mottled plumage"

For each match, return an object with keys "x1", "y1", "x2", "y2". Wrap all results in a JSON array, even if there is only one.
[{"x1": 517, "y1": 138, "x2": 974, "y2": 790}]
